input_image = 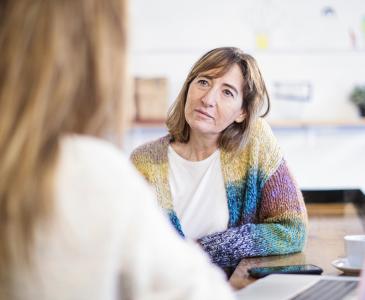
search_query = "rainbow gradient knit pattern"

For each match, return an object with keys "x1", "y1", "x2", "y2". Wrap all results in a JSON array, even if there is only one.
[{"x1": 130, "y1": 118, "x2": 308, "y2": 268}]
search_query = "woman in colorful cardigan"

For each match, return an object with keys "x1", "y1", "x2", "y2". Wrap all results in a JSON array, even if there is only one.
[{"x1": 131, "y1": 47, "x2": 308, "y2": 269}]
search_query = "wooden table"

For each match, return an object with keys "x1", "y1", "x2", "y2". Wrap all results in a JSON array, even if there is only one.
[{"x1": 229, "y1": 203, "x2": 365, "y2": 290}]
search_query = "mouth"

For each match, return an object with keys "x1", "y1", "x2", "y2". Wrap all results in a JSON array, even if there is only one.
[{"x1": 195, "y1": 109, "x2": 213, "y2": 119}]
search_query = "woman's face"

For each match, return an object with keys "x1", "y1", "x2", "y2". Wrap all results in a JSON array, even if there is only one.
[{"x1": 184, "y1": 64, "x2": 245, "y2": 140}]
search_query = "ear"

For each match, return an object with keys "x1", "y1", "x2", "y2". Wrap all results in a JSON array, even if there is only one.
[{"x1": 234, "y1": 110, "x2": 245, "y2": 123}]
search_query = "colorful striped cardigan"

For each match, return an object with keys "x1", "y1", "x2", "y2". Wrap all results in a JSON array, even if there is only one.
[{"x1": 130, "y1": 118, "x2": 308, "y2": 268}]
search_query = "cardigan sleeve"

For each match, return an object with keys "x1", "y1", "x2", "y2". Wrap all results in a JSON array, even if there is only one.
[{"x1": 197, "y1": 160, "x2": 308, "y2": 268}]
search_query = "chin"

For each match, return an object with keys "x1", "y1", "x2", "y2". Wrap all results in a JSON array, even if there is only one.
[{"x1": 190, "y1": 125, "x2": 216, "y2": 136}]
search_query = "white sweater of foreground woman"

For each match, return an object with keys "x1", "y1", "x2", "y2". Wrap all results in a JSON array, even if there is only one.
[{"x1": 10, "y1": 135, "x2": 235, "y2": 300}]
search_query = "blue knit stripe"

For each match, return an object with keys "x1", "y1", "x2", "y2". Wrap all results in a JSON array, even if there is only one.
[
  {"x1": 167, "y1": 210, "x2": 185, "y2": 238},
  {"x1": 226, "y1": 183, "x2": 244, "y2": 227},
  {"x1": 226, "y1": 168, "x2": 268, "y2": 226},
  {"x1": 242, "y1": 168, "x2": 267, "y2": 223}
]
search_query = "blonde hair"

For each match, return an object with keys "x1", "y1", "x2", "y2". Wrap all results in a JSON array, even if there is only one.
[
  {"x1": 0, "y1": 0, "x2": 127, "y2": 271},
  {"x1": 166, "y1": 47, "x2": 270, "y2": 152}
]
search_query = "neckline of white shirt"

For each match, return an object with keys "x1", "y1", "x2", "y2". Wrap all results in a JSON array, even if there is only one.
[{"x1": 168, "y1": 145, "x2": 220, "y2": 166}]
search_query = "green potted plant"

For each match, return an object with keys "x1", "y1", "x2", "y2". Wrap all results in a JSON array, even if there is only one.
[{"x1": 350, "y1": 86, "x2": 365, "y2": 117}]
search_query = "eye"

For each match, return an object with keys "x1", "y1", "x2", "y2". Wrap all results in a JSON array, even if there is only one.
[
  {"x1": 223, "y1": 89, "x2": 234, "y2": 97},
  {"x1": 197, "y1": 79, "x2": 209, "y2": 87}
]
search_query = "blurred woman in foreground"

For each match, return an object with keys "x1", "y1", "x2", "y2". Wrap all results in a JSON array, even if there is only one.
[{"x1": 0, "y1": 1, "x2": 235, "y2": 299}]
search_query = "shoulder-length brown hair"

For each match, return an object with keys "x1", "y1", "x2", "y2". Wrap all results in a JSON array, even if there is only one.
[
  {"x1": 166, "y1": 47, "x2": 270, "y2": 152},
  {"x1": 0, "y1": 0, "x2": 127, "y2": 270}
]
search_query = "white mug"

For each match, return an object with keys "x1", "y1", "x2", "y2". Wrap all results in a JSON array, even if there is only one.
[{"x1": 344, "y1": 235, "x2": 365, "y2": 268}]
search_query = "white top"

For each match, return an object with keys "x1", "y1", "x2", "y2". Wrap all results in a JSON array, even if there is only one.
[
  {"x1": 168, "y1": 146, "x2": 229, "y2": 240},
  {"x1": 9, "y1": 135, "x2": 235, "y2": 300}
]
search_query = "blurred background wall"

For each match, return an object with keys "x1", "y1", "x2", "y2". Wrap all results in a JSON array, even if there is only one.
[{"x1": 125, "y1": 0, "x2": 365, "y2": 192}]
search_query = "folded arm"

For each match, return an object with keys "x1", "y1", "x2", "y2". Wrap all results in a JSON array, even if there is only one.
[{"x1": 197, "y1": 161, "x2": 308, "y2": 268}]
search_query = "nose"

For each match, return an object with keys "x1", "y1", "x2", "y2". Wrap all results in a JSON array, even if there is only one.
[{"x1": 201, "y1": 88, "x2": 217, "y2": 107}]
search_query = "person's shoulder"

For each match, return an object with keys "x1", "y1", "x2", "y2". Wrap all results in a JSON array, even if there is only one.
[
  {"x1": 130, "y1": 134, "x2": 170, "y2": 164},
  {"x1": 57, "y1": 135, "x2": 157, "y2": 231},
  {"x1": 60, "y1": 134, "x2": 144, "y2": 182},
  {"x1": 60, "y1": 134, "x2": 153, "y2": 196},
  {"x1": 248, "y1": 117, "x2": 277, "y2": 146},
  {"x1": 62, "y1": 134, "x2": 126, "y2": 164},
  {"x1": 63, "y1": 134, "x2": 120, "y2": 152},
  {"x1": 249, "y1": 118, "x2": 283, "y2": 172},
  {"x1": 251, "y1": 117, "x2": 273, "y2": 136}
]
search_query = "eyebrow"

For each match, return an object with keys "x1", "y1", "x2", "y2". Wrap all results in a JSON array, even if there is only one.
[{"x1": 198, "y1": 75, "x2": 240, "y2": 95}]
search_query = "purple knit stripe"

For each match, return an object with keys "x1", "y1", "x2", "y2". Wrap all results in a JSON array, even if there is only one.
[{"x1": 259, "y1": 160, "x2": 305, "y2": 220}]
